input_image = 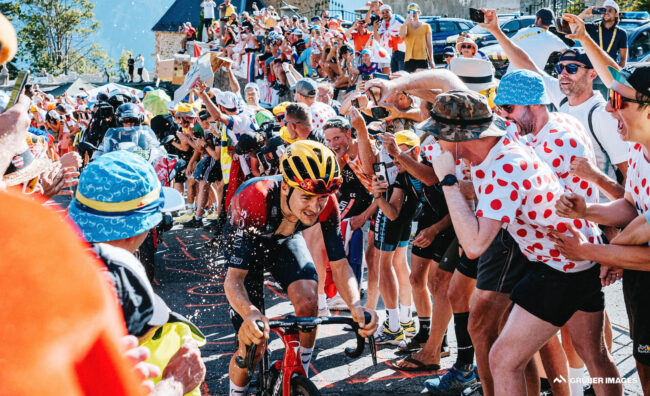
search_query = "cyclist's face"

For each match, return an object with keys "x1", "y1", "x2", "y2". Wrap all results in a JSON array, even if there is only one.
[{"x1": 289, "y1": 189, "x2": 329, "y2": 225}]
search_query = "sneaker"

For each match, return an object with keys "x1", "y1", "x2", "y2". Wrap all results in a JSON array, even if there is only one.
[
  {"x1": 184, "y1": 217, "x2": 204, "y2": 228},
  {"x1": 423, "y1": 364, "x2": 478, "y2": 395},
  {"x1": 205, "y1": 210, "x2": 220, "y2": 220},
  {"x1": 318, "y1": 306, "x2": 331, "y2": 317},
  {"x1": 401, "y1": 320, "x2": 416, "y2": 337},
  {"x1": 374, "y1": 326, "x2": 406, "y2": 345},
  {"x1": 327, "y1": 294, "x2": 348, "y2": 311},
  {"x1": 174, "y1": 211, "x2": 194, "y2": 223}
]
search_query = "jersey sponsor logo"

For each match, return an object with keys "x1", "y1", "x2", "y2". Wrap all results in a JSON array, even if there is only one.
[{"x1": 230, "y1": 256, "x2": 243, "y2": 266}]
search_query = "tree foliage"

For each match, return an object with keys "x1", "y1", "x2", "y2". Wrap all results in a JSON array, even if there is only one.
[{"x1": 13, "y1": 0, "x2": 114, "y2": 74}]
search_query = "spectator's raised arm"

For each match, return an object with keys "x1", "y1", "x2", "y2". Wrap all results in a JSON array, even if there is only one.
[
  {"x1": 479, "y1": 9, "x2": 541, "y2": 74},
  {"x1": 563, "y1": 13, "x2": 619, "y2": 88}
]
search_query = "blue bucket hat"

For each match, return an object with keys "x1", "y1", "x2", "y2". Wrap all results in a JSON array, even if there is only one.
[
  {"x1": 494, "y1": 69, "x2": 550, "y2": 106},
  {"x1": 68, "y1": 151, "x2": 182, "y2": 243}
]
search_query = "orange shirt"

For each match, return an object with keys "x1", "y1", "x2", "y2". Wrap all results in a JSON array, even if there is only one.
[{"x1": 352, "y1": 31, "x2": 372, "y2": 52}]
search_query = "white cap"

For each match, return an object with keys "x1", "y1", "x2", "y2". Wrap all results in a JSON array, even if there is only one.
[
  {"x1": 379, "y1": 4, "x2": 392, "y2": 12},
  {"x1": 603, "y1": 0, "x2": 619, "y2": 12}
]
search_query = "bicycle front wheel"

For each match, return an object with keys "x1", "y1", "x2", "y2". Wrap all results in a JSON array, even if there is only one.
[{"x1": 289, "y1": 375, "x2": 321, "y2": 396}]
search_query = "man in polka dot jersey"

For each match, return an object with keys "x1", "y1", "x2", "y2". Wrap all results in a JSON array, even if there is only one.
[
  {"x1": 293, "y1": 78, "x2": 337, "y2": 133},
  {"x1": 428, "y1": 90, "x2": 622, "y2": 395},
  {"x1": 494, "y1": 69, "x2": 600, "y2": 204},
  {"x1": 553, "y1": 63, "x2": 650, "y2": 393}
]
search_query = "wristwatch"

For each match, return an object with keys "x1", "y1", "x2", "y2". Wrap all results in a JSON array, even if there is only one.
[{"x1": 440, "y1": 174, "x2": 458, "y2": 187}]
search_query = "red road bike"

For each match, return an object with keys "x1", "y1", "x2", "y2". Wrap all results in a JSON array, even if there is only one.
[{"x1": 236, "y1": 314, "x2": 377, "y2": 396}]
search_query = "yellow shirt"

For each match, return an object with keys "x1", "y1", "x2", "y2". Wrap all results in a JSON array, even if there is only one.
[
  {"x1": 220, "y1": 125, "x2": 232, "y2": 184},
  {"x1": 223, "y1": 4, "x2": 235, "y2": 17},
  {"x1": 264, "y1": 16, "x2": 277, "y2": 28},
  {"x1": 404, "y1": 23, "x2": 431, "y2": 62}
]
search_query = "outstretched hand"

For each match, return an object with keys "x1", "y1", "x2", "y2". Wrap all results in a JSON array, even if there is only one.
[{"x1": 563, "y1": 14, "x2": 588, "y2": 41}]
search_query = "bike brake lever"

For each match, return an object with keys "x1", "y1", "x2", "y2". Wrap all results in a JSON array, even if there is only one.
[{"x1": 234, "y1": 320, "x2": 264, "y2": 377}]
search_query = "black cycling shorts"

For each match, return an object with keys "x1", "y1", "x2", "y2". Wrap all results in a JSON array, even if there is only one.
[
  {"x1": 192, "y1": 156, "x2": 222, "y2": 183},
  {"x1": 411, "y1": 210, "x2": 455, "y2": 262},
  {"x1": 511, "y1": 261, "x2": 604, "y2": 327},
  {"x1": 455, "y1": 252, "x2": 478, "y2": 279},
  {"x1": 373, "y1": 209, "x2": 413, "y2": 252},
  {"x1": 223, "y1": 226, "x2": 318, "y2": 332},
  {"x1": 476, "y1": 229, "x2": 528, "y2": 294},
  {"x1": 623, "y1": 269, "x2": 650, "y2": 365}
]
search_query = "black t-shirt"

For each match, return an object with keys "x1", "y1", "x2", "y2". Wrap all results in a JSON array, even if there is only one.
[
  {"x1": 338, "y1": 163, "x2": 373, "y2": 219},
  {"x1": 292, "y1": 39, "x2": 306, "y2": 56},
  {"x1": 392, "y1": 156, "x2": 449, "y2": 224},
  {"x1": 127, "y1": 58, "x2": 135, "y2": 69},
  {"x1": 585, "y1": 22, "x2": 628, "y2": 60},
  {"x1": 307, "y1": 128, "x2": 326, "y2": 144}
]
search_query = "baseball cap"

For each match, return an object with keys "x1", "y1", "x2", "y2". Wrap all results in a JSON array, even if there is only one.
[
  {"x1": 494, "y1": 69, "x2": 550, "y2": 106},
  {"x1": 559, "y1": 48, "x2": 593, "y2": 68},
  {"x1": 95, "y1": 243, "x2": 170, "y2": 337},
  {"x1": 379, "y1": 4, "x2": 392, "y2": 12},
  {"x1": 608, "y1": 64, "x2": 650, "y2": 96},
  {"x1": 395, "y1": 130, "x2": 420, "y2": 147},
  {"x1": 294, "y1": 78, "x2": 318, "y2": 98},
  {"x1": 450, "y1": 58, "x2": 498, "y2": 93},
  {"x1": 215, "y1": 91, "x2": 238, "y2": 110},
  {"x1": 68, "y1": 151, "x2": 183, "y2": 243},
  {"x1": 603, "y1": 0, "x2": 619, "y2": 12},
  {"x1": 360, "y1": 49, "x2": 371, "y2": 55},
  {"x1": 443, "y1": 46, "x2": 456, "y2": 56},
  {"x1": 244, "y1": 82, "x2": 260, "y2": 92},
  {"x1": 311, "y1": 16, "x2": 321, "y2": 22},
  {"x1": 416, "y1": 90, "x2": 507, "y2": 142},
  {"x1": 407, "y1": 3, "x2": 420, "y2": 12},
  {"x1": 535, "y1": 8, "x2": 554, "y2": 26}
]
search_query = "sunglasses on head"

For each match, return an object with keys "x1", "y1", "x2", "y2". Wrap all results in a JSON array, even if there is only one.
[
  {"x1": 298, "y1": 177, "x2": 342, "y2": 195},
  {"x1": 608, "y1": 88, "x2": 650, "y2": 110},
  {"x1": 556, "y1": 63, "x2": 590, "y2": 74}
]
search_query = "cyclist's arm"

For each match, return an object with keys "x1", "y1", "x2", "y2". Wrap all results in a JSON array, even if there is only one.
[
  {"x1": 224, "y1": 267, "x2": 261, "y2": 321},
  {"x1": 330, "y1": 257, "x2": 362, "y2": 306}
]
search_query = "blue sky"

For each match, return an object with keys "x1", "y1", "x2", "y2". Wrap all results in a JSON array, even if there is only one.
[{"x1": 92, "y1": 0, "x2": 175, "y2": 68}]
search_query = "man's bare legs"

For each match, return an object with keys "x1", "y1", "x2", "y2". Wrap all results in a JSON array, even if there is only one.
[
  {"x1": 393, "y1": 245, "x2": 412, "y2": 326},
  {"x1": 365, "y1": 231, "x2": 380, "y2": 310}
]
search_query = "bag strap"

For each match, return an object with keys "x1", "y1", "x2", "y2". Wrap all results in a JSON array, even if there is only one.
[
  {"x1": 560, "y1": 97, "x2": 568, "y2": 108},
  {"x1": 586, "y1": 102, "x2": 616, "y2": 175}
]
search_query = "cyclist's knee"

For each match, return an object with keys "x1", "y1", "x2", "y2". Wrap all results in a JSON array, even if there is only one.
[{"x1": 293, "y1": 293, "x2": 318, "y2": 316}]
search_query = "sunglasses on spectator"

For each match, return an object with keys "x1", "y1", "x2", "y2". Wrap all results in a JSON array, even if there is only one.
[
  {"x1": 608, "y1": 88, "x2": 650, "y2": 110},
  {"x1": 460, "y1": 44, "x2": 474, "y2": 49},
  {"x1": 555, "y1": 63, "x2": 590, "y2": 74},
  {"x1": 276, "y1": 114, "x2": 285, "y2": 122},
  {"x1": 285, "y1": 120, "x2": 301, "y2": 125},
  {"x1": 444, "y1": 54, "x2": 455, "y2": 58},
  {"x1": 496, "y1": 104, "x2": 515, "y2": 114}
]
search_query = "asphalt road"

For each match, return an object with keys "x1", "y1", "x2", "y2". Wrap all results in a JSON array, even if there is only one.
[{"x1": 153, "y1": 224, "x2": 643, "y2": 396}]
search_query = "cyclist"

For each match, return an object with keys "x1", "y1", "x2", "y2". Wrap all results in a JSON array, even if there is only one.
[{"x1": 223, "y1": 140, "x2": 378, "y2": 395}]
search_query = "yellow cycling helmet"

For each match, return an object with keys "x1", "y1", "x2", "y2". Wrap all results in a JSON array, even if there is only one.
[
  {"x1": 280, "y1": 140, "x2": 342, "y2": 195},
  {"x1": 273, "y1": 101, "x2": 291, "y2": 116},
  {"x1": 395, "y1": 130, "x2": 420, "y2": 147}
]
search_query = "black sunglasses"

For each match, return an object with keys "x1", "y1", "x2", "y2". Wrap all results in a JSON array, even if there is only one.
[
  {"x1": 496, "y1": 104, "x2": 515, "y2": 114},
  {"x1": 556, "y1": 63, "x2": 590, "y2": 74}
]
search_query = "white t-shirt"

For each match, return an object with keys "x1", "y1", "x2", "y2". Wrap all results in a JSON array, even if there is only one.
[
  {"x1": 135, "y1": 56, "x2": 144, "y2": 69},
  {"x1": 541, "y1": 73, "x2": 629, "y2": 180},
  {"x1": 625, "y1": 143, "x2": 650, "y2": 215},
  {"x1": 523, "y1": 112, "x2": 600, "y2": 203},
  {"x1": 506, "y1": 27, "x2": 567, "y2": 74},
  {"x1": 202, "y1": 1, "x2": 216, "y2": 19},
  {"x1": 471, "y1": 134, "x2": 602, "y2": 272}
]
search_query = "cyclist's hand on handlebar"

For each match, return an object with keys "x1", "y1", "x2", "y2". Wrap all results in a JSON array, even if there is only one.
[
  {"x1": 350, "y1": 305, "x2": 378, "y2": 338},
  {"x1": 240, "y1": 312, "x2": 269, "y2": 346}
]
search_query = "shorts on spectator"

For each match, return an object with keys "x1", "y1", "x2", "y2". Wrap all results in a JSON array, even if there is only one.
[
  {"x1": 411, "y1": 215, "x2": 455, "y2": 262},
  {"x1": 378, "y1": 62, "x2": 390, "y2": 70},
  {"x1": 439, "y1": 237, "x2": 459, "y2": 273},
  {"x1": 511, "y1": 261, "x2": 604, "y2": 327},
  {"x1": 373, "y1": 209, "x2": 411, "y2": 252},
  {"x1": 456, "y1": 252, "x2": 478, "y2": 279},
  {"x1": 476, "y1": 229, "x2": 528, "y2": 293},
  {"x1": 623, "y1": 269, "x2": 650, "y2": 365},
  {"x1": 404, "y1": 59, "x2": 429, "y2": 73},
  {"x1": 192, "y1": 156, "x2": 222, "y2": 183}
]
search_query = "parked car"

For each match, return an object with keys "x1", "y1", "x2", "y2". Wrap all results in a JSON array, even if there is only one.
[
  {"x1": 616, "y1": 18, "x2": 650, "y2": 33},
  {"x1": 619, "y1": 11, "x2": 649, "y2": 21},
  {"x1": 627, "y1": 22, "x2": 650, "y2": 62},
  {"x1": 419, "y1": 16, "x2": 475, "y2": 57},
  {"x1": 446, "y1": 15, "x2": 537, "y2": 48}
]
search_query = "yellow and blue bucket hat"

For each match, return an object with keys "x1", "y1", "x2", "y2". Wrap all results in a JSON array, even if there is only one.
[{"x1": 68, "y1": 151, "x2": 182, "y2": 243}]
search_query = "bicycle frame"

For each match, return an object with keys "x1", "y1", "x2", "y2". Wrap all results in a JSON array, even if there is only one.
[{"x1": 273, "y1": 325, "x2": 307, "y2": 396}]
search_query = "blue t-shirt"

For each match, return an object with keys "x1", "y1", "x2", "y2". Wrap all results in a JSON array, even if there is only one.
[{"x1": 357, "y1": 62, "x2": 380, "y2": 76}]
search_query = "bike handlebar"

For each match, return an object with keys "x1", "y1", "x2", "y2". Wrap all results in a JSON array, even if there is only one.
[{"x1": 235, "y1": 314, "x2": 377, "y2": 375}]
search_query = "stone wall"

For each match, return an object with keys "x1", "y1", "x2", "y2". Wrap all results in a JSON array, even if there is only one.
[
  {"x1": 385, "y1": 0, "x2": 520, "y2": 18},
  {"x1": 154, "y1": 31, "x2": 185, "y2": 77}
]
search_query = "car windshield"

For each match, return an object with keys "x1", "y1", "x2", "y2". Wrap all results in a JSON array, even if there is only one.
[{"x1": 618, "y1": 21, "x2": 646, "y2": 32}]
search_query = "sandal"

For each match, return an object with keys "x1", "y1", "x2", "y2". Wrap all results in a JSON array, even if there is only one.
[{"x1": 392, "y1": 355, "x2": 441, "y2": 372}]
